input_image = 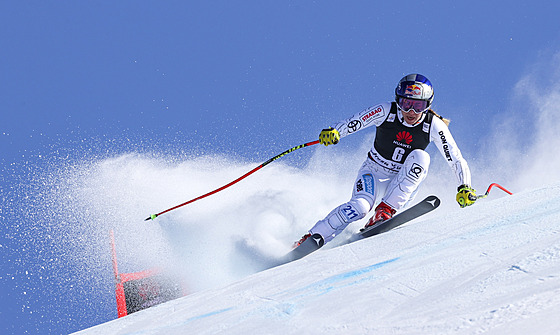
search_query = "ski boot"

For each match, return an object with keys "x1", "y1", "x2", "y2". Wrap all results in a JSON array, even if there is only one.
[{"x1": 364, "y1": 202, "x2": 396, "y2": 228}]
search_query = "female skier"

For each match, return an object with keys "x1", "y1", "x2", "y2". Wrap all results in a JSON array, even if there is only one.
[{"x1": 295, "y1": 74, "x2": 477, "y2": 247}]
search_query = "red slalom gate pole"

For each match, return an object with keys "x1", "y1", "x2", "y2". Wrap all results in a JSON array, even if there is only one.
[
  {"x1": 110, "y1": 230, "x2": 128, "y2": 318},
  {"x1": 145, "y1": 140, "x2": 321, "y2": 221},
  {"x1": 477, "y1": 183, "x2": 513, "y2": 199}
]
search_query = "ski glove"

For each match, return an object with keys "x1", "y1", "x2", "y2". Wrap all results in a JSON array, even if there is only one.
[
  {"x1": 456, "y1": 184, "x2": 477, "y2": 208},
  {"x1": 319, "y1": 127, "x2": 340, "y2": 146}
]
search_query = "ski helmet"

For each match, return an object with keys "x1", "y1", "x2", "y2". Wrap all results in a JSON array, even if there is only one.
[{"x1": 395, "y1": 74, "x2": 434, "y2": 111}]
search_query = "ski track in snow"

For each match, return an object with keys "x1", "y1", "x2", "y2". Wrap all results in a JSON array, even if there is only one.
[{"x1": 74, "y1": 184, "x2": 560, "y2": 335}]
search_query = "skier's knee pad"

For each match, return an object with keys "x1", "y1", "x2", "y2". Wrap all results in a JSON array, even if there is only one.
[
  {"x1": 347, "y1": 197, "x2": 371, "y2": 220},
  {"x1": 405, "y1": 149, "x2": 430, "y2": 168},
  {"x1": 402, "y1": 149, "x2": 430, "y2": 182},
  {"x1": 329, "y1": 197, "x2": 370, "y2": 229},
  {"x1": 309, "y1": 197, "x2": 371, "y2": 242}
]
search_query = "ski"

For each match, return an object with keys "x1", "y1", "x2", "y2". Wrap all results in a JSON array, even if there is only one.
[
  {"x1": 277, "y1": 196, "x2": 440, "y2": 266},
  {"x1": 278, "y1": 233, "x2": 324, "y2": 265},
  {"x1": 352, "y1": 195, "x2": 440, "y2": 242}
]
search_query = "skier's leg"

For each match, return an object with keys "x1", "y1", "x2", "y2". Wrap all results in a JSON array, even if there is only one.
[
  {"x1": 308, "y1": 196, "x2": 371, "y2": 243},
  {"x1": 382, "y1": 149, "x2": 430, "y2": 211},
  {"x1": 307, "y1": 160, "x2": 391, "y2": 243}
]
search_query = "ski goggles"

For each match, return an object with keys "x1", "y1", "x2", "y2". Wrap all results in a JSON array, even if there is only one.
[{"x1": 397, "y1": 97, "x2": 429, "y2": 114}]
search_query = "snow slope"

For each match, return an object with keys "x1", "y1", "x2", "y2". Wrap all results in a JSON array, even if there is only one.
[{"x1": 74, "y1": 184, "x2": 560, "y2": 335}]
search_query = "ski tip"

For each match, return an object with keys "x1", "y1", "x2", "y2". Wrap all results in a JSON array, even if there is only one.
[{"x1": 425, "y1": 195, "x2": 441, "y2": 208}]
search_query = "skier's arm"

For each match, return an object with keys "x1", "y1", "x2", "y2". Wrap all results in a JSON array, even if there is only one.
[
  {"x1": 330, "y1": 102, "x2": 392, "y2": 138},
  {"x1": 430, "y1": 117, "x2": 472, "y2": 187}
]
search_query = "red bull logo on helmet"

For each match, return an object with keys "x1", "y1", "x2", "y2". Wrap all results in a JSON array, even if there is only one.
[{"x1": 405, "y1": 84, "x2": 422, "y2": 98}]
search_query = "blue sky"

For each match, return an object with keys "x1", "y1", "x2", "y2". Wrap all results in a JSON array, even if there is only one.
[{"x1": 2, "y1": 1, "x2": 560, "y2": 334}]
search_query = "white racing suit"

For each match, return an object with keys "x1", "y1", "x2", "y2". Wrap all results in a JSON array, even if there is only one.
[{"x1": 309, "y1": 101, "x2": 471, "y2": 243}]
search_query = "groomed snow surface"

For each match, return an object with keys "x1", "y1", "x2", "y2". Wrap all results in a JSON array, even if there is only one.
[{"x1": 75, "y1": 184, "x2": 560, "y2": 335}]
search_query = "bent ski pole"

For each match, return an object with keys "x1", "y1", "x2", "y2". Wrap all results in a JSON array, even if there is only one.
[
  {"x1": 145, "y1": 140, "x2": 321, "y2": 221},
  {"x1": 477, "y1": 183, "x2": 513, "y2": 200}
]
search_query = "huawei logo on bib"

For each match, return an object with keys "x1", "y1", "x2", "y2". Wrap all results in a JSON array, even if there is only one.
[{"x1": 396, "y1": 131, "x2": 413, "y2": 144}]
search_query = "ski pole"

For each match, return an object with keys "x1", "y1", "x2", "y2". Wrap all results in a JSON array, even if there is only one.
[
  {"x1": 145, "y1": 140, "x2": 321, "y2": 221},
  {"x1": 476, "y1": 183, "x2": 513, "y2": 200}
]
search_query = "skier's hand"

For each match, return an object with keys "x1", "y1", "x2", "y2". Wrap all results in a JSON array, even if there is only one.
[
  {"x1": 456, "y1": 185, "x2": 477, "y2": 208},
  {"x1": 319, "y1": 127, "x2": 340, "y2": 146}
]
